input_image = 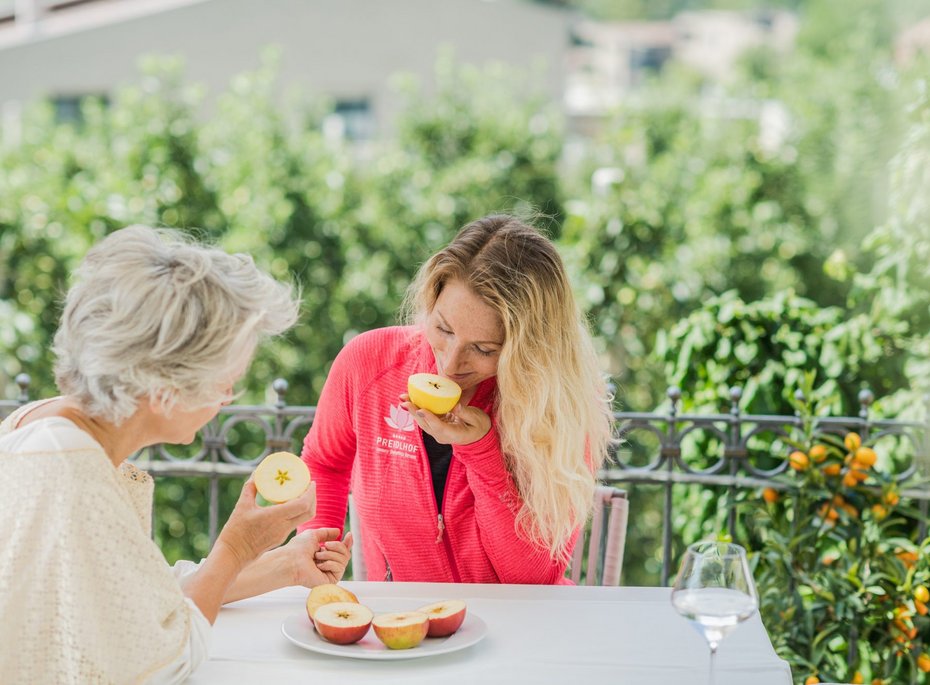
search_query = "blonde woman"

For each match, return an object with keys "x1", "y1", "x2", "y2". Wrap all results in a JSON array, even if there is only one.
[
  {"x1": 0, "y1": 226, "x2": 351, "y2": 684},
  {"x1": 299, "y1": 214, "x2": 613, "y2": 583}
]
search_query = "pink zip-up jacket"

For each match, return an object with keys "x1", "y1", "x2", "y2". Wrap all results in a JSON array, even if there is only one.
[{"x1": 298, "y1": 325, "x2": 575, "y2": 583}]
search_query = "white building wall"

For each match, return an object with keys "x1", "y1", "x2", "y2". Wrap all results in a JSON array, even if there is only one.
[{"x1": 0, "y1": 0, "x2": 572, "y2": 135}]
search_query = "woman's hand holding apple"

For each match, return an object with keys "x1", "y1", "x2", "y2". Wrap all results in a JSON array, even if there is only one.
[
  {"x1": 400, "y1": 393, "x2": 491, "y2": 445},
  {"x1": 217, "y1": 478, "x2": 318, "y2": 568}
]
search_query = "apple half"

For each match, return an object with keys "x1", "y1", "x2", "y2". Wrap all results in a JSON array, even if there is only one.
[
  {"x1": 372, "y1": 611, "x2": 430, "y2": 650},
  {"x1": 407, "y1": 373, "x2": 462, "y2": 415},
  {"x1": 305, "y1": 583, "x2": 360, "y2": 621},
  {"x1": 253, "y1": 451, "x2": 311, "y2": 504},
  {"x1": 313, "y1": 602, "x2": 373, "y2": 645},
  {"x1": 416, "y1": 599, "x2": 467, "y2": 637}
]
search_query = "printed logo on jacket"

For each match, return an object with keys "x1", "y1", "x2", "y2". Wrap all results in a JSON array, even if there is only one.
[{"x1": 378, "y1": 404, "x2": 418, "y2": 459}]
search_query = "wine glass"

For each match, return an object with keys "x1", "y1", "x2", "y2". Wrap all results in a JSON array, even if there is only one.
[{"x1": 671, "y1": 541, "x2": 759, "y2": 684}]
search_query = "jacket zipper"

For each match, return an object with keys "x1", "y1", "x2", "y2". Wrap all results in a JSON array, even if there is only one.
[
  {"x1": 418, "y1": 425, "x2": 462, "y2": 583},
  {"x1": 437, "y1": 460, "x2": 462, "y2": 583},
  {"x1": 436, "y1": 513, "x2": 445, "y2": 543}
]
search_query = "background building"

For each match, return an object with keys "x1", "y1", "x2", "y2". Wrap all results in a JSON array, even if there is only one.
[
  {"x1": 0, "y1": 0, "x2": 805, "y2": 143},
  {"x1": 0, "y1": 0, "x2": 573, "y2": 139},
  {"x1": 565, "y1": 8, "x2": 798, "y2": 133}
]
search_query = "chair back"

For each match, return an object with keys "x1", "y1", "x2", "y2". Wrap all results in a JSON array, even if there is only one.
[
  {"x1": 347, "y1": 493, "x2": 367, "y2": 581},
  {"x1": 569, "y1": 485, "x2": 629, "y2": 586}
]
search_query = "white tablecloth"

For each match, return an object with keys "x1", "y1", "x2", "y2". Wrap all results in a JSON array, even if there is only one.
[{"x1": 188, "y1": 582, "x2": 793, "y2": 684}]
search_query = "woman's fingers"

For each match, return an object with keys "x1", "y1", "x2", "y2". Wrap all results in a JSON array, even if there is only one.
[
  {"x1": 315, "y1": 560, "x2": 345, "y2": 574},
  {"x1": 400, "y1": 398, "x2": 490, "y2": 445},
  {"x1": 315, "y1": 542, "x2": 349, "y2": 561},
  {"x1": 313, "y1": 528, "x2": 342, "y2": 545},
  {"x1": 239, "y1": 477, "x2": 258, "y2": 505},
  {"x1": 279, "y1": 481, "x2": 317, "y2": 523}
]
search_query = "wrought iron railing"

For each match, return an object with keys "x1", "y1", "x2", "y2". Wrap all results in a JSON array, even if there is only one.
[
  {"x1": 607, "y1": 386, "x2": 930, "y2": 583},
  {"x1": 3, "y1": 374, "x2": 929, "y2": 585}
]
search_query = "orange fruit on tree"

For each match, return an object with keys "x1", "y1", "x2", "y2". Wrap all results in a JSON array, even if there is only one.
[
  {"x1": 884, "y1": 491, "x2": 900, "y2": 506},
  {"x1": 851, "y1": 673, "x2": 864, "y2": 684},
  {"x1": 845, "y1": 432, "x2": 862, "y2": 451},
  {"x1": 916, "y1": 585, "x2": 930, "y2": 603},
  {"x1": 818, "y1": 503, "x2": 839, "y2": 522},
  {"x1": 853, "y1": 446, "x2": 877, "y2": 468},
  {"x1": 809, "y1": 444, "x2": 828, "y2": 462},
  {"x1": 762, "y1": 487, "x2": 779, "y2": 504},
  {"x1": 919, "y1": 653, "x2": 930, "y2": 672},
  {"x1": 823, "y1": 463, "x2": 842, "y2": 476},
  {"x1": 841, "y1": 503, "x2": 859, "y2": 519},
  {"x1": 916, "y1": 599, "x2": 929, "y2": 616},
  {"x1": 897, "y1": 550, "x2": 919, "y2": 568},
  {"x1": 789, "y1": 451, "x2": 810, "y2": 471},
  {"x1": 894, "y1": 605, "x2": 912, "y2": 620},
  {"x1": 842, "y1": 469, "x2": 868, "y2": 488},
  {"x1": 870, "y1": 504, "x2": 888, "y2": 520},
  {"x1": 894, "y1": 617, "x2": 909, "y2": 633},
  {"x1": 805, "y1": 677, "x2": 820, "y2": 685}
]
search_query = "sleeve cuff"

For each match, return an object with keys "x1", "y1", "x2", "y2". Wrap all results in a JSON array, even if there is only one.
[
  {"x1": 171, "y1": 559, "x2": 205, "y2": 590},
  {"x1": 454, "y1": 423, "x2": 507, "y2": 479}
]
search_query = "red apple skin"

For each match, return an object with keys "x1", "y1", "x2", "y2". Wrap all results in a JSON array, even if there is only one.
[
  {"x1": 425, "y1": 612, "x2": 465, "y2": 638},
  {"x1": 417, "y1": 600, "x2": 467, "y2": 637},
  {"x1": 372, "y1": 612, "x2": 430, "y2": 649},
  {"x1": 312, "y1": 603, "x2": 373, "y2": 645}
]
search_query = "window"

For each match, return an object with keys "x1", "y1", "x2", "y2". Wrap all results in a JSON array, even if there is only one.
[
  {"x1": 332, "y1": 98, "x2": 374, "y2": 142},
  {"x1": 50, "y1": 93, "x2": 109, "y2": 125},
  {"x1": 630, "y1": 46, "x2": 671, "y2": 75},
  {"x1": 569, "y1": 28, "x2": 595, "y2": 48}
]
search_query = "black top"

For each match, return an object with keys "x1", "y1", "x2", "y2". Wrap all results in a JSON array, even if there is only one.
[{"x1": 422, "y1": 429, "x2": 453, "y2": 513}]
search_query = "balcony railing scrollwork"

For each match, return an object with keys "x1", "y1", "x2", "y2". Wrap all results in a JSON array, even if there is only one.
[{"x1": 4, "y1": 374, "x2": 928, "y2": 585}]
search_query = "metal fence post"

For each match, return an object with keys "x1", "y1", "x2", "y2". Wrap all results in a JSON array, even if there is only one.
[
  {"x1": 726, "y1": 386, "x2": 743, "y2": 540},
  {"x1": 15, "y1": 373, "x2": 30, "y2": 404},
  {"x1": 661, "y1": 386, "x2": 681, "y2": 587}
]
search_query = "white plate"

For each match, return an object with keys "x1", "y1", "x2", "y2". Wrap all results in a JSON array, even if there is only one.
[{"x1": 281, "y1": 610, "x2": 488, "y2": 660}]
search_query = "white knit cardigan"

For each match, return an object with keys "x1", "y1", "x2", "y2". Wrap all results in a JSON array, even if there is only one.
[{"x1": 0, "y1": 403, "x2": 207, "y2": 684}]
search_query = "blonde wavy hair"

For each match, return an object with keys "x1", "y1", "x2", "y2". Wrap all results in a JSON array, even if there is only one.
[
  {"x1": 53, "y1": 225, "x2": 300, "y2": 425},
  {"x1": 403, "y1": 215, "x2": 613, "y2": 561}
]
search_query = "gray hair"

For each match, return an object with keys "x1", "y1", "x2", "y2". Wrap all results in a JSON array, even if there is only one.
[{"x1": 53, "y1": 225, "x2": 300, "y2": 424}]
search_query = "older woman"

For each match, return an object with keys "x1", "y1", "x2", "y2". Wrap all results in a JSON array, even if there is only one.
[{"x1": 0, "y1": 226, "x2": 351, "y2": 683}]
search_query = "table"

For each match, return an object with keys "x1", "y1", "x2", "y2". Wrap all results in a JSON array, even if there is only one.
[{"x1": 188, "y1": 582, "x2": 793, "y2": 684}]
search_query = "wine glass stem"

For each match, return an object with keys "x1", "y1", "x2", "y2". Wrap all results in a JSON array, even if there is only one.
[{"x1": 708, "y1": 645, "x2": 717, "y2": 685}]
